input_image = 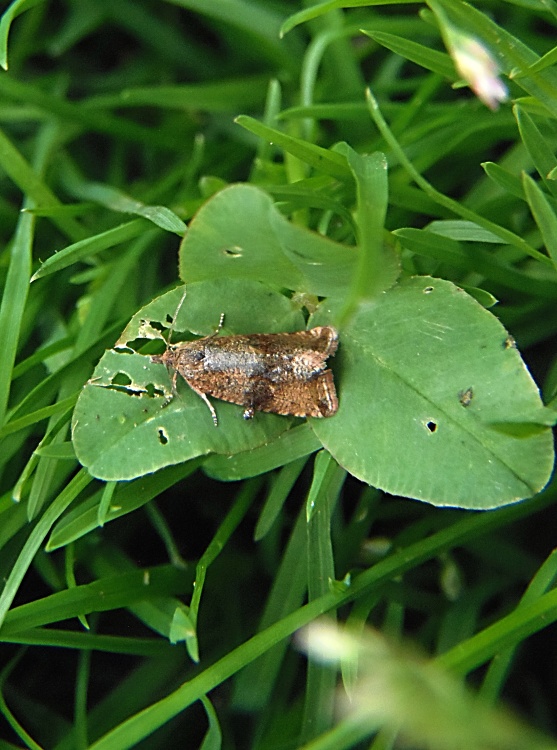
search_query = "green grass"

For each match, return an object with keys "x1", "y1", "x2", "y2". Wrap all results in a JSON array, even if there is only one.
[{"x1": 1, "y1": 0, "x2": 557, "y2": 748}]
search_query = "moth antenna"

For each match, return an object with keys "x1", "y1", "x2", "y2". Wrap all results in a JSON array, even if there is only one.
[
  {"x1": 166, "y1": 288, "x2": 188, "y2": 345},
  {"x1": 206, "y1": 313, "x2": 225, "y2": 340}
]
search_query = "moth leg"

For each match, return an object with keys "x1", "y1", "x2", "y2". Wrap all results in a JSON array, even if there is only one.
[
  {"x1": 158, "y1": 367, "x2": 179, "y2": 406},
  {"x1": 171, "y1": 368, "x2": 179, "y2": 397},
  {"x1": 241, "y1": 381, "x2": 272, "y2": 420},
  {"x1": 189, "y1": 383, "x2": 218, "y2": 427}
]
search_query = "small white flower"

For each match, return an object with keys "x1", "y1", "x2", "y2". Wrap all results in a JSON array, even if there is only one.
[{"x1": 448, "y1": 32, "x2": 508, "y2": 110}]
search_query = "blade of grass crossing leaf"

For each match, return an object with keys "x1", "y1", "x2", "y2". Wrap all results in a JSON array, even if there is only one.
[
  {"x1": 306, "y1": 450, "x2": 340, "y2": 525},
  {"x1": 522, "y1": 172, "x2": 557, "y2": 268},
  {"x1": 30, "y1": 265, "x2": 155, "y2": 522},
  {"x1": 88, "y1": 493, "x2": 555, "y2": 750},
  {"x1": 340, "y1": 146, "x2": 391, "y2": 320},
  {"x1": 307, "y1": 458, "x2": 345, "y2": 601},
  {"x1": 0, "y1": 212, "x2": 33, "y2": 427},
  {"x1": 0, "y1": 468, "x2": 92, "y2": 629}
]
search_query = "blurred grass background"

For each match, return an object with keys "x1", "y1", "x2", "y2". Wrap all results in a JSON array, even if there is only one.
[{"x1": 1, "y1": 1, "x2": 557, "y2": 748}]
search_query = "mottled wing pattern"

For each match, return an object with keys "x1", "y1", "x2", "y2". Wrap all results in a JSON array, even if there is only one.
[
  {"x1": 153, "y1": 326, "x2": 339, "y2": 420},
  {"x1": 238, "y1": 327, "x2": 338, "y2": 360},
  {"x1": 187, "y1": 367, "x2": 337, "y2": 417},
  {"x1": 255, "y1": 370, "x2": 338, "y2": 417}
]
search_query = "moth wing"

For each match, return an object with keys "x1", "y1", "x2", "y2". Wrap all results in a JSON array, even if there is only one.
[
  {"x1": 256, "y1": 370, "x2": 338, "y2": 418},
  {"x1": 176, "y1": 370, "x2": 250, "y2": 408},
  {"x1": 167, "y1": 327, "x2": 339, "y2": 419},
  {"x1": 243, "y1": 327, "x2": 338, "y2": 359},
  {"x1": 177, "y1": 369, "x2": 338, "y2": 418}
]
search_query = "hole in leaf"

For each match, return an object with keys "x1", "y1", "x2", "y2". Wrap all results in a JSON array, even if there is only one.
[
  {"x1": 124, "y1": 337, "x2": 164, "y2": 353},
  {"x1": 423, "y1": 286, "x2": 434, "y2": 294},
  {"x1": 223, "y1": 246, "x2": 243, "y2": 257},
  {"x1": 425, "y1": 420, "x2": 438, "y2": 433},
  {"x1": 145, "y1": 382, "x2": 165, "y2": 398},
  {"x1": 158, "y1": 428, "x2": 168, "y2": 445},
  {"x1": 103, "y1": 372, "x2": 151, "y2": 397},
  {"x1": 111, "y1": 372, "x2": 132, "y2": 386}
]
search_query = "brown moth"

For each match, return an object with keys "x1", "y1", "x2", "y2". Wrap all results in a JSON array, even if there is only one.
[{"x1": 151, "y1": 315, "x2": 338, "y2": 427}]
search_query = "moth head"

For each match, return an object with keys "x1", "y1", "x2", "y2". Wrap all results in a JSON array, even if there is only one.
[{"x1": 151, "y1": 344, "x2": 180, "y2": 368}]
